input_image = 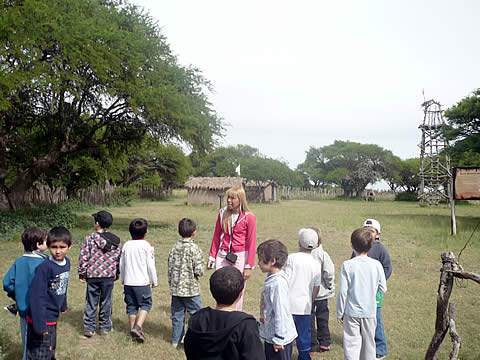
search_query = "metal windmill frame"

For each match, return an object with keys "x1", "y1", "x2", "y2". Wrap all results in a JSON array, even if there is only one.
[{"x1": 418, "y1": 99, "x2": 452, "y2": 206}]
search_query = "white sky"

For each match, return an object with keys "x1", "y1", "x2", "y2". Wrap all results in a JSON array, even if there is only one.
[{"x1": 134, "y1": 0, "x2": 479, "y2": 169}]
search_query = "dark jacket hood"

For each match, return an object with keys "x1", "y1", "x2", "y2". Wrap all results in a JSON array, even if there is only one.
[
  {"x1": 185, "y1": 307, "x2": 260, "y2": 358},
  {"x1": 97, "y1": 232, "x2": 120, "y2": 253}
]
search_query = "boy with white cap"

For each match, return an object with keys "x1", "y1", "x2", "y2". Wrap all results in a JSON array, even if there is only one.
[
  {"x1": 284, "y1": 229, "x2": 322, "y2": 360},
  {"x1": 352, "y1": 219, "x2": 392, "y2": 359}
]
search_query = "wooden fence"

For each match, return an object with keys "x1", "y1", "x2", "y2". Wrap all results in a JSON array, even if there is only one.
[{"x1": 278, "y1": 187, "x2": 395, "y2": 201}]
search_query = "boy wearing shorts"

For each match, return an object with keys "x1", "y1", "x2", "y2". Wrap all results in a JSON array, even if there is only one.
[{"x1": 120, "y1": 218, "x2": 158, "y2": 343}]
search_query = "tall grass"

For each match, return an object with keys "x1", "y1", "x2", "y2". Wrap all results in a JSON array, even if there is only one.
[{"x1": 0, "y1": 194, "x2": 479, "y2": 359}]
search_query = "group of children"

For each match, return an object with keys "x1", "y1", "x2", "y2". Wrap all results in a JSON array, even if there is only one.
[
  {"x1": 2, "y1": 211, "x2": 158, "y2": 359},
  {"x1": 3, "y1": 211, "x2": 391, "y2": 360},
  {"x1": 179, "y1": 219, "x2": 391, "y2": 360}
]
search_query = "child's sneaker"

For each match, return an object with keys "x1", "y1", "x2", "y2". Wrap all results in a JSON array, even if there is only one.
[
  {"x1": 84, "y1": 331, "x2": 95, "y2": 338},
  {"x1": 130, "y1": 324, "x2": 146, "y2": 343},
  {"x1": 4, "y1": 303, "x2": 17, "y2": 316},
  {"x1": 319, "y1": 345, "x2": 330, "y2": 352}
]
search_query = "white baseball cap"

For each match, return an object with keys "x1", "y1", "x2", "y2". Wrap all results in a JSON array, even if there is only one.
[
  {"x1": 298, "y1": 228, "x2": 318, "y2": 250},
  {"x1": 363, "y1": 219, "x2": 381, "y2": 233}
]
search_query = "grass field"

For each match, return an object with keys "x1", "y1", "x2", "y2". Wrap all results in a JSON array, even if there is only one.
[{"x1": 1, "y1": 193, "x2": 479, "y2": 359}]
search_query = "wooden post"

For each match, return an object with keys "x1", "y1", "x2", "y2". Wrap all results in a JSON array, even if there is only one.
[
  {"x1": 218, "y1": 194, "x2": 224, "y2": 210},
  {"x1": 424, "y1": 252, "x2": 480, "y2": 359},
  {"x1": 425, "y1": 252, "x2": 456, "y2": 360},
  {"x1": 448, "y1": 173, "x2": 457, "y2": 235},
  {"x1": 447, "y1": 303, "x2": 461, "y2": 360}
]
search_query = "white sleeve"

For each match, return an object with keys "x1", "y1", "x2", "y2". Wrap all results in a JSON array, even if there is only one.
[
  {"x1": 336, "y1": 263, "x2": 348, "y2": 318},
  {"x1": 147, "y1": 245, "x2": 158, "y2": 287},
  {"x1": 120, "y1": 247, "x2": 125, "y2": 283},
  {"x1": 377, "y1": 262, "x2": 387, "y2": 294},
  {"x1": 323, "y1": 253, "x2": 335, "y2": 291},
  {"x1": 283, "y1": 255, "x2": 293, "y2": 280}
]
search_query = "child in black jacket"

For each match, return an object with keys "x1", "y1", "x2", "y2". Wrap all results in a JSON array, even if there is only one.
[{"x1": 184, "y1": 266, "x2": 265, "y2": 360}]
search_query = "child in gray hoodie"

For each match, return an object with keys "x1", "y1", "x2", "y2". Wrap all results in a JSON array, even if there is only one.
[
  {"x1": 309, "y1": 227, "x2": 335, "y2": 353},
  {"x1": 258, "y1": 240, "x2": 297, "y2": 360}
]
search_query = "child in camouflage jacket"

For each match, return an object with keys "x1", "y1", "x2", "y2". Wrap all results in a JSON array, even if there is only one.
[{"x1": 168, "y1": 218, "x2": 205, "y2": 348}]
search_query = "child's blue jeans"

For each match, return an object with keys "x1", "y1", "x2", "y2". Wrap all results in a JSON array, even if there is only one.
[
  {"x1": 171, "y1": 295, "x2": 202, "y2": 345},
  {"x1": 293, "y1": 314, "x2": 311, "y2": 360}
]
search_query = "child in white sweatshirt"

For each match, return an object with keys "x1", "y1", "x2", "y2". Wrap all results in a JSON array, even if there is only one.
[{"x1": 120, "y1": 218, "x2": 158, "y2": 343}]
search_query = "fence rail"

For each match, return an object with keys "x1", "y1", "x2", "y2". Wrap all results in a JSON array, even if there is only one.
[{"x1": 278, "y1": 187, "x2": 395, "y2": 201}]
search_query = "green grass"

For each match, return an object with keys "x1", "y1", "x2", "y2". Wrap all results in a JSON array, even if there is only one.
[{"x1": 1, "y1": 193, "x2": 479, "y2": 359}]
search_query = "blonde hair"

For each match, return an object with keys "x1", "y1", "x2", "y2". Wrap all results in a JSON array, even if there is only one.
[
  {"x1": 222, "y1": 187, "x2": 250, "y2": 232},
  {"x1": 309, "y1": 226, "x2": 322, "y2": 245}
]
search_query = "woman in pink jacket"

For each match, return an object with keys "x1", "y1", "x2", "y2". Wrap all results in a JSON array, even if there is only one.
[{"x1": 207, "y1": 186, "x2": 257, "y2": 311}]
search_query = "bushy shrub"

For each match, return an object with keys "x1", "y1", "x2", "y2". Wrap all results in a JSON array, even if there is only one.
[
  {"x1": 395, "y1": 192, "x2": 418, "y2": 202},
  {"x1": 25, "y1": 205, "x2": 77, "y2": 229},
  {"x1": 0, "y1": 212, "x2": 34, "y2": 241},
  {"x1": 108, "y1": 186, "x2": 138, "y2": 206},
  {"x1": 0, "y1": 200, "x2": 87, "y2": 241}
]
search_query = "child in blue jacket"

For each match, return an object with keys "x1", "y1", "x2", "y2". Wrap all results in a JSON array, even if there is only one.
[
  {"x1": 26, "y1": 226, "x2": 73, "y2": 360},
  {"x1": 3, "y1": 226, "x2": 48, "y2": 360}
]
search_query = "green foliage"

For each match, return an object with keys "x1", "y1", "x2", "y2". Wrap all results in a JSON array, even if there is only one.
[
  {"x1": 0, "y1": 324, "x2": 9, "y2": 359},
  {"x1": 192, "y1": 144, "x2": 302, "y2": 187},
  {"x1": 0, "y1": 211, "x2": 32, "y2": 241},
  {"x1": 114, "y1": 135, "x2": 192, "y2": 189},
  {"x1": 242, "y1": 157, "x2": 303, "y2": 187},
  {"x1": 298, "y1": 141, "x2": 396, "y2": 197},
  {"x1": 0, "y1": 0, "x2": 222, "y2": 210},
  {"x1": 108, "y1": 186, "x2": 138, "y2": 206},
  {"x1": 385, "y1": 158, "x2": 420, "y2": 192},
  {"x1": 191, "y1": 144, "x2": 260, "y2": 177},
  {"x1": 0, "y1": 200, "x2": 83, "y2": 240},
  {"x1": 394, "y1": 191, "x2": 418, "y2": 202},
  {"x1": 443, "y1": 89, "x2": 480, "y2": 160},
  {"x1": 26, "y1": 205, "x2": 77, "y2": 229}
]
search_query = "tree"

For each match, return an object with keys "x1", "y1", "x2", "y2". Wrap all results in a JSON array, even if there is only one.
[
  {"x1": 114, "y1": 136, "x2": 192, "y2": 189},
  {"x1": 0, "y1": 0, "x2": 222, "y2": 210},
  {"x1": 384, "y1": 158, "x2": 420, "y2": 193},
  {"x1": 241, "y1": 157, "x2": 302, "y2": 200},
  {"x1": 443, "y1": 89, "x2": 480, "y2": 160},
  {"x1": 191, "y1": 144, "x2": 302, "y2": 200},
  {"x1": 300, "y1": 141, "x2": 395, "y2": 197},
  {"x1": 297, "y1": 147, "x2": 329, "y2": 188},
  {"x1": 191, "y1": 144, "x2": 261, "y2": 177}
]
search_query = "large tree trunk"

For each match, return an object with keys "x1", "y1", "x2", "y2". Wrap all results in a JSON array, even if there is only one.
[{"x1": 4, "y1": 151, "x2": 61, "y2": 211}]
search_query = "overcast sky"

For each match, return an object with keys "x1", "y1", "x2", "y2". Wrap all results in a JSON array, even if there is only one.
[{"x1": 134, "y1": 0, "x2": 479, "y2": 169}]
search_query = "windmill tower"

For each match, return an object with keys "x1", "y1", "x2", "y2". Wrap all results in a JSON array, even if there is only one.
[{"x1": 418, "y1": 99, "x2": 452, "y2": 206}]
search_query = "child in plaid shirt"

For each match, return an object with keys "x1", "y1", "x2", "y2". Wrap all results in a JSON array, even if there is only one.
[
  {"x1": 168, "y1": 218, "x2": 205, "y2": 348},
  {"x1": 78, "y1": 210, "x2": 121, "y2": 337}
]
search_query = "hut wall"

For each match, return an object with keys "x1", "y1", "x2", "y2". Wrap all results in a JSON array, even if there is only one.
[
  {"x1": 245, "y1": 184, "x2": 277, "y2": 202},
  {"x1": 187, "y1": 188, "x2": 226, "y2": 206}
]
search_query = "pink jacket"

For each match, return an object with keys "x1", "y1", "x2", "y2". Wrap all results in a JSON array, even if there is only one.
[{"x1": 209, "y1": 208, "x2": 257, "y2": 269}]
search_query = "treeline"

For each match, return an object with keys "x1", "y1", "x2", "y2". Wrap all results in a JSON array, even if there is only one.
[{"x1": 1, "y1": 1, "x2": 479, "y2": 211}]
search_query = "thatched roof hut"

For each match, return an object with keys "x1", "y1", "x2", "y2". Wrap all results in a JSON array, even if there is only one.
[{"x1": 184, "y1": 177, "x2": 245, "y2": 206}]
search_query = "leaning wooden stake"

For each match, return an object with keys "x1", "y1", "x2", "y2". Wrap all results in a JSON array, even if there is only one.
[
  {"x1": 425, "y1": 252, "x2": 456, "y2": 360},
  {"x1": 448, "y1": 303, "x2": 461, "y2": 360},
  {"x1": 425, "y1": 252, "x2": 480, "y2": 360}
]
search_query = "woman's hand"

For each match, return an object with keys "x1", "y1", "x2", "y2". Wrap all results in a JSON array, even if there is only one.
[{"x1": 243, "y1": 268, "x2": 251, "y2": 280}]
